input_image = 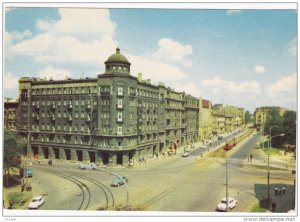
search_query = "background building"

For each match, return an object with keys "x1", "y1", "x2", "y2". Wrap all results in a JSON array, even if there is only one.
[
  {"x1": 212, "y1": 104, "x2": 245, "y2": 136},
  {"x1": 254, "y1": 106, "x2": 287, "y2": 130},
  {"x1": 4, "y1": 98, "x2": 19, "y2": 130},
  {"x1": 198, "y1": 98, "x2": 213, "y2": 143}
]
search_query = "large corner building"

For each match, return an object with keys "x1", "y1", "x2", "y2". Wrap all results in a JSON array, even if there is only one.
[{"x1": 18, "y1": 48, "x2": 199, "y2": 166}]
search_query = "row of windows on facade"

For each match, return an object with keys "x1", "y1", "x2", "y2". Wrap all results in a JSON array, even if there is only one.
[
  {"x1": 30, "y1": 85, "x2": 160, "y2": 99},
  {"x1": 165, "y1": 92, "x2": 184, "y2": 100},
  {"x1": 32, "y1": 124, "x2": 91, "y2": 132},
  {"x1": 23, "y1": 96, "x2": 165, "y2": 110},
  {"x1": 29, "y1": 134, "x2": 137, "y2": 147},
  {"x1": 5, "y1": 110, "x2": 16, "y2": 115},
  {"x1": 165, "y1": 129, "x2": 185, "y2": 137},
  {"x1": 31, "y1": 112, "x2": 91, "y2": 119},
  {"x1": 107, "y1": 65, "x2": 129, "y2": 72},
  {"x1": 31, "y1": 86, "x2": 98, "y2": 95},
  {"x1": 185, "y1": 99, "x2": 199, "y2": 107}
]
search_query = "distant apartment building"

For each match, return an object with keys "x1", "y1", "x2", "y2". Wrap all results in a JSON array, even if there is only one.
[
  {"x1": 4, "y1": 98, "x2": 19, "y2": 130},
  {"x1": 254, "y1": 106, "x2": 287, "y2": 130},
  {"x1": 212, "y1": 104, "x2": 245, "y2": 136},
  {"x1": 18, "y1": 48, "x2": 199, "y2": 166},
  {"x1": 198, "y1": 98, "x2": 213, "y2": 142}
]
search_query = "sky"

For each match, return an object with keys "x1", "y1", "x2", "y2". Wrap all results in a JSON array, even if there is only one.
[{"x1": 4, "y1": 5, "x2": 297, "y2": 113}]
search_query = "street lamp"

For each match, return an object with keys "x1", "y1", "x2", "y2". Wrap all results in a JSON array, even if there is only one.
[
  {"x1": 267, "y1": 131, "x2": 284, "y2": 203},
  {"x1": 96, "y1": 168, "x2": 130, "y2": 210}
]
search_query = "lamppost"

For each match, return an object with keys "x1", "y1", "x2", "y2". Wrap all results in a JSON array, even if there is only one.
[
  {"x1": 23, "y1": 89, "x2": 31, "y2": 187},
  {"x1": 267, "y1": 130, "x2": 284, "y2": 203},
  {"x1": 96, "y1": 168, "x2": 130, "y2": 210}
]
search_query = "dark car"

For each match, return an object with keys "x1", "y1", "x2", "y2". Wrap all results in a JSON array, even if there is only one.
[{"x1": 111, "y1": 176, "x2": 128, "y2": 187}]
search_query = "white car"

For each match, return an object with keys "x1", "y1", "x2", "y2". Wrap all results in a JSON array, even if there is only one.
[
  {"x1": 79, "y1": 162, "x2": 97, "y2": 170},
  {"x1": 181, "y1": 151, "x2": 190, "y2": 157},
  {"x1": 28, "y1": 196, "x2": 45, "y2": 209},
  {"x1": 217, "y1": 197, "x2": 237, "y2": 211}
]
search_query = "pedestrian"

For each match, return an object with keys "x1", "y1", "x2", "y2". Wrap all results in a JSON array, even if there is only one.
[
  {"x1": 274, "y1": 186, "x2": 278, "y2": 196},
  {"x1": 278, "y1": 188, "x2": 282, "y2": 196},
  {"x1": 282, "y1": 186, "x2": 286, "y2": 195},
  {"x1": 271, "y1": 202, "x2": 276, "y2": 212},
  {"x1": 9, "y1": 199, "x2": 14, "y2": 209}
]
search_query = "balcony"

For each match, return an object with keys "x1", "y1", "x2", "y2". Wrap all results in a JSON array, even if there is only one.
[
  {"x1": 86, "y1": 104, "x2": 91, "y2": 109},
  {"x1": 51, "y1": 116, "x2": 56, "y2": 121},
  {"x1": 117, "y1": 91, "x2": 124, "y2": 96},
  {"x1": 117, "y1": 131, "x2": 123, "y2": 136},
  {"x1": 35, "y1": 104, "x2": 40, "y2": 110},
  {"x1": 68, "y1": 116, "x2": 72, "y2": 121},
  {"x1": 68, "y1": 104, "x2": 73, "y2": 109},
  {"x1": 51, "y1": 104, "x2": 56, "y2": 109},
  {"x1": 117, "y1": 118, "x2": 123, "y2": 123},
  {"x1": 116, "y1": 104, "x2": 124, "y2": 109},
  {"x1": 86, "y1": 116, "x2": 91, "y2": 122}
]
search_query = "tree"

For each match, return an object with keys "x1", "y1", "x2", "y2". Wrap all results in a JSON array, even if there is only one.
[
  {"x1": 282, "y1": 110, "x2": 296, "y2": 145},
  {"x1": 4, "y1": 130, "x2": 24, "y2": 186},
  {"x1": 263, "y1": 109, "x2": 284, "y2": 148},
  {"x1": 245, "y1": 111, "x2": 252, "y2": 124}
]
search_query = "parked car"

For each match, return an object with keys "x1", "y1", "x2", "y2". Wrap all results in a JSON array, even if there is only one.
[
  {"x1": 111, "y1": 176, "x2": 128, "y2": 187},
  {"x1": 28, "y1": 196, "x2": 45, "y2": 209},
  {"x1": 217, "y1": 197, "x2": 237, "y2": 211},
  {"x1": 21, "y1": 168, "x2": 33, "y2": 177},
  {"x1": 79, "y1": 162, "x2": 97, "y2": 170},
  {"x1": 181, "y1": 151, "x2": 190, "y2": 157}
]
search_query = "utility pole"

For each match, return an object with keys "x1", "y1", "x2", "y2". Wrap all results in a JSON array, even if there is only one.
[
  {"x1": 226, "y1": 156, "x2": 229, "y2": 212},
  {"x1": 26, "y1": 88, "x2": 31, "y2": 188}
]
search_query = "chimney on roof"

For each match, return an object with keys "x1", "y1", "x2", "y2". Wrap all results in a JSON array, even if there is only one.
[{"x1": 138, "y1": 73, "x2": 142, "y2": 81}]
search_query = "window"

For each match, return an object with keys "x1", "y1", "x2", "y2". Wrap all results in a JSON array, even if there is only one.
[
  {"x1": 117, "y1": 126, "x2": 122, "y2": 135},
  {"x1": 117, "y1": 87, "x2": 123, "y2": 96},
  {"x1": 117, "y1": 112, "x2": 123, "y2": 122},
  {"x1": 117, "y1": 99, "x2": 123, "y2": 108}
]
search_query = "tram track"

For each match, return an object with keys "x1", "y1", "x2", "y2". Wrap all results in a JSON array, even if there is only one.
[{"x1": 36, "y1": 165, "x2": 114, "y2": 210}]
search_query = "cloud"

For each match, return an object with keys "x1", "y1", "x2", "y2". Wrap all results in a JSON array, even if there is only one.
[
  {"x1": 5, "y1": 30, "x2": 32, "y2": 48},
  {"x1": 128, "y1": 38, "x2": 192, "y2": 83},
  {"x1": 288, "y1": 38, "x2": 297, "y2": 57},
  {"x1": 4, "y1": 72, "x2": 19, "y2": 90},
  {"x1": 37, "y1": 66, "x2": 72, "y2": 80},
  {"x1": 266, "y1": 73, "x2": 297, "y2": 97},
  {"x1": 254, "y1": 65, "x2": 266, "y2": 74},
  {"x1": 37, "y1": 8, "x2": 117, "y2": 40},
  {"x1": 153, "y1": 38, "x2": 193, "y2": 67},
  {"x1": 175, "y1": 83, "x2": 203, "y2": 97},
  {"x1": 202, "y1": 76, "x2": 261, "y2": 95},
  {"x1": 129, "y1": 54, "x2": 187, "y2": 82},
  {"x1": 7, "y1": 9, "x2": 118, "y2": 67},
  {"x1": 226, "y1": 10, "x2": 242, "y2": 15}
]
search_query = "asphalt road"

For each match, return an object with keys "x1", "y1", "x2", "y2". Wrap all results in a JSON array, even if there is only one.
[{"x1": 25, "y1": 131, "x2": 294, "y2": 213}]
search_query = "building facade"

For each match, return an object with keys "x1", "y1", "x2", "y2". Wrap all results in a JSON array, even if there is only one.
[
  {"x1": 18, "y1": 48, "x2": 199, "y2": 166},
  {"x1": 198, "y1": 98, "x2": 213, "y2": 143},
  {"x1": 4, "y1": 98, "x2": 19, "y2": 130},
  {"x1": 212, "y1": 104, "x2": 245, "y2": 136},
  {"x1": 254, "y1": 106, "x2": 287, "y2": 130}
]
